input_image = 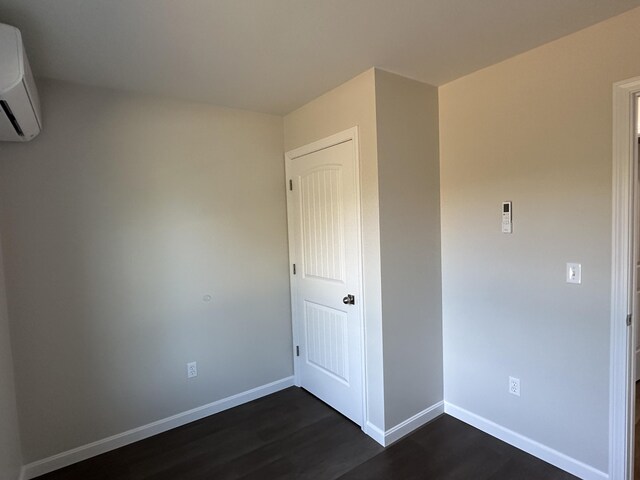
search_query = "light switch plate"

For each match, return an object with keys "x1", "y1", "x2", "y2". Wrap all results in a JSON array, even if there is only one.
[{"x1": 566, "y1": 263, "x2": 581, "y2": 284}]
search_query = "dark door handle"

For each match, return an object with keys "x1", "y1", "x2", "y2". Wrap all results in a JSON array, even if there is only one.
[{"x1": 343, "y1": 294, "x2": 355, "y2": 305}]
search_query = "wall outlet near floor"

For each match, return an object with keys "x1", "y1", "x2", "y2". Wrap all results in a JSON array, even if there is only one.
[
  {"x1": 187, "y1": 362, "x2": 197, "y2": 379},
  {"x1": 509, "y1": 376, "x2": 520, "y2": 396}
]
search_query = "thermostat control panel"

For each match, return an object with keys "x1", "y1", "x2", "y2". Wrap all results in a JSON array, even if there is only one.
[{"x1": 502, "y1": 201, "x2": 512, "y2": 234}]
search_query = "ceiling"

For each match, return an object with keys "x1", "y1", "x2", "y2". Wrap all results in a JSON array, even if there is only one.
[{"x1": 1, "y1": 0, "x2": 639, "y2": 115}]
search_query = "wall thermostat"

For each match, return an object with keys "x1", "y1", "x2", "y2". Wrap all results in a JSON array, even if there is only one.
[{"x1": 502, "y1": 201, "x2": 512, "y2": 234}]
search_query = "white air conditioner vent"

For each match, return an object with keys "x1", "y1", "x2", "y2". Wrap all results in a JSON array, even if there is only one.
[{"x1": 0, "y1": 23, "x2": 41, "y2": 142}]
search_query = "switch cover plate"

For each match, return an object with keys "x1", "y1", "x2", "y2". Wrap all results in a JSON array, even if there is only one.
[{"x1": 566, "y1": 263, "x2": 581, "y2": 284}]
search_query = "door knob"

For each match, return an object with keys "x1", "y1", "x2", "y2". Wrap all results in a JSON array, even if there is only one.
[{"x1": 343, "y1": 294, "x2": 355, "y2": 305}]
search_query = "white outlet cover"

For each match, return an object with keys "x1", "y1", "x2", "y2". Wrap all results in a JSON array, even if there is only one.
[
  {"x1": 509, "y1": 376, "x2": 520, "y2": 396},
  {"x1": 187, "y1": 362, "x2": 197, "y2": 378}
]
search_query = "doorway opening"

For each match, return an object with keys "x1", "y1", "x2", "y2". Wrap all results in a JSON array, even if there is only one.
[{"x1": 634, "y1": 94, "x2": 640, "y2": 480}]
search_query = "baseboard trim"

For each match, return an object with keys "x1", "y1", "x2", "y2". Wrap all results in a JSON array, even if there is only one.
[
  {"x1": 21, "y1": 376, "x2": 295, "y2": 480},
  {"x1": 444, "y1": 402, "x2": 608, "y2": 480},
  {"x1": 364, "y1": 401, "x2": 444, "y2": 447},
  {"x1": 363, "y1": 421, "x2": 386, "y2": 446},
  {"x1": 385, "y1": 401, "x2": 444, "y2": 446}
]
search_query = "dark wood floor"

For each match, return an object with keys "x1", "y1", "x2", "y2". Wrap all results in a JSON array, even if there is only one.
[{"x1": 37, "y1": 387, "x2": 576, "y2": 480}]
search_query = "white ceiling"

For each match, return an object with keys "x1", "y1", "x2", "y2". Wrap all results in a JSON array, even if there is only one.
[{"x1": 1, "y1": 0, "x2": 639, "y2": 115}]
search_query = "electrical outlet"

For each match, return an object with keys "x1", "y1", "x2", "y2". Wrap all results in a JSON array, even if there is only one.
[
  {"x1": 509, "y1": 376, "x2": 520, "y2": 396},
  {"x1": 187, "y1": 362, "x2": 197, "y2": 379}
]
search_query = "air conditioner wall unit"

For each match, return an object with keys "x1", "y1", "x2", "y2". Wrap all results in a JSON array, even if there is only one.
[{"x1": 0, "y1": 23, "x2": 41, "y2": 142}]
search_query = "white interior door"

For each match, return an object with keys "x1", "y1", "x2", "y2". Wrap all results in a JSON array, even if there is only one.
[{"x1": 286, "y1": 134, "x2": 363, "y2": 426}]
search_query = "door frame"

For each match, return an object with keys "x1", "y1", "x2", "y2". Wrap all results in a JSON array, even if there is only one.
[
  {"x1": 284, "y1": 126, "x2": 368, "y2": 427},
  {"x1": 610, "y1": 76, "x2": 640, "y2": 480}
]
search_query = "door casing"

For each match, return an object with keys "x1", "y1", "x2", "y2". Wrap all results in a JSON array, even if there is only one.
[{"x1": 610, "y1": 76, "x2": 640, "y2": 480}]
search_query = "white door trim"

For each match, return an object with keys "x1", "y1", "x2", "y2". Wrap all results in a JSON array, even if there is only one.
[
  {"x1": 284, "y1": 126, "x2": 368, "y2": 429},
  {"x1": 610, "y1": 76, "x2": 640, "y2": 480}
]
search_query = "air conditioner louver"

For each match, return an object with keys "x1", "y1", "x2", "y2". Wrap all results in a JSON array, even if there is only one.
[{"x1": 1, "y1": 100, "x2": 25, "y2": 137}]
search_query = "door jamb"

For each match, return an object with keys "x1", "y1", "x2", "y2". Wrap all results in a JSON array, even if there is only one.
[
  {"x1": 284, "y1": 126, "x2": 368, "y2": 428},
  {"x1": 610, "y1": 76, "x2": 640, "y2": 480}
]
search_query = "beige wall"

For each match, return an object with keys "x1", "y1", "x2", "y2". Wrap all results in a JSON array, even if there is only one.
[
  {"x1": 284, "y1": 69, "x2": 386, "y2": 429},
  {"x1": 0, "y1": 79, "x2": 292, "y2": 462},
  {"x1": 439, "y1": 7, "x2": 640, "y2": 472},
  {"x1": 374, "y1": 70, "x2": 443, "y2": 428},
  {"x1": 0, "y1": 233, "x2": 22, "y2": 480}
]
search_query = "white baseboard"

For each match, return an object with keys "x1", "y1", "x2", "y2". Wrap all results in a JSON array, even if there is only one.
[
  {"x1": 364, "y1": 401, "x2": 444, "y2": 447},
  {"x1": 444, "y1": 402, "x2": 608, "y2": 480},
  {"x1": 384, "y1": 401, "x2": 444, "y2": 446},
  {"x1": 363, "y1": 421, "x2": 386, "y2": 446},
  {"x1": 21, "y1": 376, "x2": 295, "y2": 480}
]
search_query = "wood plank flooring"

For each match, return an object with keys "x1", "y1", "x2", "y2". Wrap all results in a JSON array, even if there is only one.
[{"x1": 37, "y1": 387, "x2": 577, "y2": 480}]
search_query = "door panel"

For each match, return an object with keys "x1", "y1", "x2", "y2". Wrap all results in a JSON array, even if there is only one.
[
  {"x1": 300, "y1": 166, "x2": 345, "y2": 282},
  {"x1": 287, "y1": 138, "x2": 363, "y2": 425},
  {"x1": 305, "y1": 301, "x2": 349, "y2": 383}
]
